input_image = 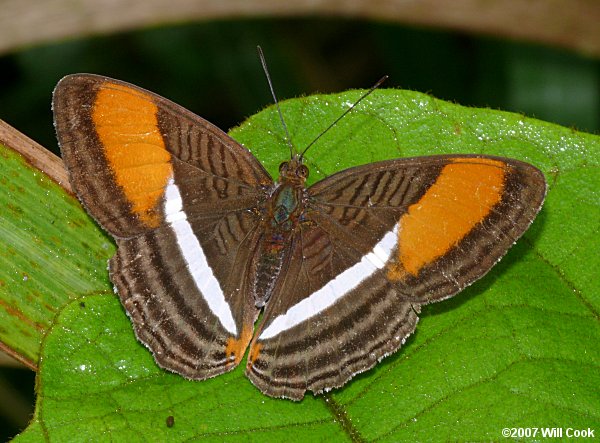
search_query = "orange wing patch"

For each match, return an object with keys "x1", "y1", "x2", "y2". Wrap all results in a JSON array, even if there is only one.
[
  {"x1": 92, "y1": 82, "x2": 173, "y2": 228},
  {"x1": 247, "y1": 343, "x2": 263, "y2": 366},
  {"x1": 388, "y1": 158, "x2": 507, "y2": 280},
  {"x1": 225, "y1": 324, "x2": 254, "y2": 365}
]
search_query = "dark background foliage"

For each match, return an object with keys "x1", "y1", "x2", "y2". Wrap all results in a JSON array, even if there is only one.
[{"x1": 1, "y1": 18, "x2": 598, "y2": 440}]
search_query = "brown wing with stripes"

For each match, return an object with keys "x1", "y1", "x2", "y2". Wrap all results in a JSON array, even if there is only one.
[
  {"x1": 53, "y1": 74, "x2": 270, "y2": 379},
  {"x1": 54, "y1": 74, "x2": 271, "y2": 238},
  {"x1": 246, "y1": 155, "x2": 545, "y2": 399}
]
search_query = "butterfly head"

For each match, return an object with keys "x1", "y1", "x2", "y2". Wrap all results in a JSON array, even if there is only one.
[{"x1": 277, "y1": 155, "x2": 309, "y2": 186}]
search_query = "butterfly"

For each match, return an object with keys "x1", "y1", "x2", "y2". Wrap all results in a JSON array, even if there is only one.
[{"x1": 52, "y1": 73, "x2": 546, "y2": 400}]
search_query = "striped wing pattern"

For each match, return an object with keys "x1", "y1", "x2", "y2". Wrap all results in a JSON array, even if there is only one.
[{"x1": 54, "y1": 74, "x2": 546, "y2": 400}]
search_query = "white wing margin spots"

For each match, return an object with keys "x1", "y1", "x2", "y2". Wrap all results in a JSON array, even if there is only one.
[
  {"x1": 259, "y1": 225, "x2": 399, "y2": 340},
  {"x1": 164, "y1": 177, "x2": 238, "y2": 335}
]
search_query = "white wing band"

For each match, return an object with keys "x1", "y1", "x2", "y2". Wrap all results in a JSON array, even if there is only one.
[
  {"x1": 259, "y1": 225, "x2": 398, "y2": 340},
  {"x1": 164, "y1": 177, "x2": 237, "y2": 335}
]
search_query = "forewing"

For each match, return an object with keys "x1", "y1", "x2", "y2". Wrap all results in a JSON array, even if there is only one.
[
  {"x1": 53, "y1": 74, "x2": 270, "y2": 238},
  {"x1": 53, "y1": 74, "x2": 271, "y2": 378},
  {"x1": 246, "y1": 155, "x2": 546, "y2": 399}
]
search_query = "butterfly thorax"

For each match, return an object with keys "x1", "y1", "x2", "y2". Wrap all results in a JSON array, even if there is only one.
[{"x1": 251, "y1": 157, "x2": 309, "y2": 308}]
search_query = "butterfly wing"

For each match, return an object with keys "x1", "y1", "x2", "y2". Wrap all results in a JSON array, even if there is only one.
[
  {"x1": 246, "y1": 155, "x2": 545, "y2": 399},
  {"x1": 53, "y1": 74, "x2": 271, "y2": 379}
]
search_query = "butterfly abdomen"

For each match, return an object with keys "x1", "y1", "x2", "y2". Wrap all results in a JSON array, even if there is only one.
[{"x1": 251, "y1": 231, "x2": 288, "y2": 308}]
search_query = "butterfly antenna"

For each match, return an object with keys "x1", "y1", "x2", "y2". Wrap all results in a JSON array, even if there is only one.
[
  {"x1": 257, "y1": 46, "x2": 295, "y2": 159},
  {"x1": 299, "y1": 75, "x2": 388, "y2": 161}
]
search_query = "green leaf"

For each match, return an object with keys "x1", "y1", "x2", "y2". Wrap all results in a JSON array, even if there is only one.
[
  {"x1": 0, "y1": 143, "x2": 114, "y2": 367},
  {"x1": 7, "y1": 89, "x2": 599, "y2": 441}
]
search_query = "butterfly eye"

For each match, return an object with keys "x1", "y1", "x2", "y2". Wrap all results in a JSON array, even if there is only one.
[
  {"x1": 279, "y1": 162, "x2": 290, "y2": 174},
  {"x1": 296, "y1": 164, "x2": 309, "y2": 179}
]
